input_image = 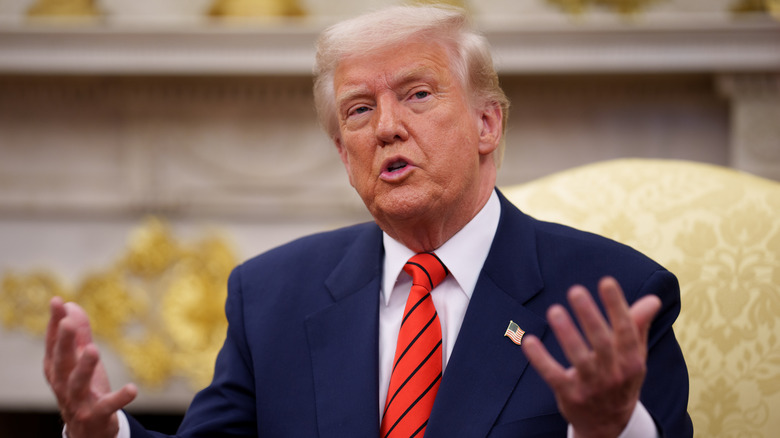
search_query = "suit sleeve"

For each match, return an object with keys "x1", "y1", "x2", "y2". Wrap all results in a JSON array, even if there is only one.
[
  {"x1": 636, "y1": 269, "x2": 694, "y2": 437},
  {"x1": 127, "y1": 265, "x2": 258, "y2": 438}
]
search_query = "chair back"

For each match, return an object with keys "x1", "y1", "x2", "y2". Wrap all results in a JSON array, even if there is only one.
[{"x1": 503, "y1": 159, "x2": 780, "y2": 436}]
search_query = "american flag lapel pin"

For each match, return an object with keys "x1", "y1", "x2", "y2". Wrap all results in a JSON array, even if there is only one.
[{"x1": 504, "y1": 320, "x2": 525, "y2": 346}]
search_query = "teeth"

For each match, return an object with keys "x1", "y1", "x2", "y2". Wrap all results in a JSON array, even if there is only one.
[{"x1": 388, "y1": 162, "x2": 407, "y2": 172}]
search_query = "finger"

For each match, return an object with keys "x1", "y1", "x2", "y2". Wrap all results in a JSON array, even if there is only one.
[
  {"x1": 600, "y1": 278, "x2": 661, "y2": 354},
  {"x1": 600, "y1": 278, "x2": 661, "y2": 379},
  {"x1": 598, "y1": 277, "x2": 639, "y2": 353},
  {"x1": 52, "y1": 317, "x2": 79, "y2": 397},
  {"x1": 63, "y1": 302, "x2": 95, "y2": 352},
  {"x1": 629, "y1": 294, "x2": 662, "y2": 344},
  {"x1": 547, "y1": 304, "x2": 595, "y2": 376},
  {"x1": 67, "y1": 343, "x2": 100, "y2": 404},
  {"x1": 96, "y1": 383, "x2": 138, "y2": 416},
  {"x1": 522, "y1": 335, "x2": 568, "y2": 389},
  {"x1": 599, "y1": 277, "x2": 632, "y2": 328},
  {"x1": 567, "y1": 286, "x2": 613, "y2": 363},
  {"x1": 44, "y1": 297, "x2": 67, "y2": 380}
]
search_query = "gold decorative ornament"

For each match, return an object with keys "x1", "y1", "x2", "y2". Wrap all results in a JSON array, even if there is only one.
[
  {"x1": 731, "y1": 0, "x2": 780, "y2": 20},
  {"x1": 0, "y1": 217, "x2": 237, "y2": 389},
  {"x1": 209, "y1": 0, "x2": 305, "y2": 17},
  {"x1": 1, "y1": 271, "x2": 69, "y2": 335},
  {"x1": 544, "y1": 0, "x2": 660, "y2": 15},
  {"x1": 27, "y1": 0, "x2": 100, "y2": 17},
  {"x1": 407, "y1": 0, "x2": 469, "y2": 9}
]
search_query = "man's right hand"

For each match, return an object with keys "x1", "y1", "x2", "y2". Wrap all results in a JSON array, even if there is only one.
[{"x1": 44, "y1": 297, "x2": 138, "y2": 438}]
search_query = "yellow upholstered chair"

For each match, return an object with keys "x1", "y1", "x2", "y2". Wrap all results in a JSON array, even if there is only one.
[{"x1": 502, "y1": 159, "x2": 780, "y2": 437}]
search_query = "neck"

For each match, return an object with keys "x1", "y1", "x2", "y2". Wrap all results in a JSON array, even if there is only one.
[{"x1": 380, "y1": 184, "x2": 495, "y2": 253}]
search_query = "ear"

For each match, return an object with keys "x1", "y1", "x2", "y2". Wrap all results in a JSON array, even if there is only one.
[{"x1": 477, "y1": 101, "x2": 502, "y2": 156}]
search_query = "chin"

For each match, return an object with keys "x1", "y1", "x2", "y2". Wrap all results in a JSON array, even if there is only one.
[
  {"x1": 373, "y1": 196, "x2": 435, "y2": 224},
  {"x1": 365, "y1": 182, "x2": 443, "y2": 218}
]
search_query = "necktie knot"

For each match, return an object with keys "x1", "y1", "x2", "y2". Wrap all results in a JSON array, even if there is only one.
[{"x1": 403, "y1": 252, "x2": 449, "y2": 293}]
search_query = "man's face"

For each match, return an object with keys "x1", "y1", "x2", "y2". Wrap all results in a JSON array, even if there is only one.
[{"x1": 332, "y1": 40, "x2": 498, "y2": 233}]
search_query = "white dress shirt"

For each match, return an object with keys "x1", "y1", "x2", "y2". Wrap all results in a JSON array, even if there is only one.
[
  {"x1": 379, "y1": 190, "x2": 501, "y2": 415},
  {"x1": 100, "y1": 190, "x2": 656, "y2": 438}
]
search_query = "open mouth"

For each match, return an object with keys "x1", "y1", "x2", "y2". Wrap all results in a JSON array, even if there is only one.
[{"x1": 386, "y1": 160, "x2": 408, "y2": 173}]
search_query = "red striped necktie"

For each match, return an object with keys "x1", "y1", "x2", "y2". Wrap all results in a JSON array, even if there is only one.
[{"x1": 380, "y1": 252, "x2": 449, "y2": 438}]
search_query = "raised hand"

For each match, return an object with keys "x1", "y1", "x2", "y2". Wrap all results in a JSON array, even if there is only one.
[
  {"x1": 44, "y1": 297, "x2": 138, "y2": 438},
  {"x1": 522, "y1": 277, "x2": 661, "y2": 438}
]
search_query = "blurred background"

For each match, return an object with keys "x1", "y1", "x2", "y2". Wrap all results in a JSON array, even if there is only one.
[{"x1": 0, "y1": 0, "x2": 778, "y2": 435}]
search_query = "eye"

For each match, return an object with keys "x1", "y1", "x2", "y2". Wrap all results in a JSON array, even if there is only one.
[
  {"x1": 412, "y1": 90, "x2": 430, "y2": 100},
  {"x1": 347, "y1": 105, "x2": 371, "y2": 118}
]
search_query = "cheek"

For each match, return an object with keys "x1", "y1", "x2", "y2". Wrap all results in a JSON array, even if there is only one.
[
  {"x1": 426, "y1": 118, "x2": 478, "y2": 159},
  {"x1": 340, "y1": 139, "x2": 375, "y2": 186}
]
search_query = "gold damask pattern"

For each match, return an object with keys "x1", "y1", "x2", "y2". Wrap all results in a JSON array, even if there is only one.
[
  {"x1": 503, "y1": 159, "x2": 780, "y2": 437},
  {"x1": 0, "y1": 218, "x2": 236, "y2": 389}
]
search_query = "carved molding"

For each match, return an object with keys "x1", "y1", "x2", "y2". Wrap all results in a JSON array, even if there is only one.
[
  {"x1": 1, "y1": 20, "x2": 778, "y2": 75},
  {"x1": 0, "y1": 75, "x2": 315, "y2": 108},
  {"x1": 0, "y1": 75, "x2": 366, "y2": 220},
  {"x1": 718, "y1": 72, "x2": 780, "y2": 98},
  {"x1": 718, "y1": 73, "x2": 780, "y2": 180}
]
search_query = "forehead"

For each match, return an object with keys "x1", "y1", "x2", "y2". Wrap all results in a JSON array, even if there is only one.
[{"x1": 333, "y1": 40, "x2": 456, "y2": 94}]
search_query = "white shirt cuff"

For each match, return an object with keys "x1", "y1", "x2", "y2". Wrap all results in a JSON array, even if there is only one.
[
  {"x1": 567, "y1": 401, "x2": 659, "y2": 438},
  {"x1": 62, "y1": 410, "x2": 130, "y2": 438},
  {"x1": 117, "y1": 410, "x2": 131, "y2": 438}
]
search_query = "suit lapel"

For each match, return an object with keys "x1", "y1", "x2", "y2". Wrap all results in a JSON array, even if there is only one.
[
  {"x1": 304, "y1": 225, "x2": 383, "y2": 438},
  {"x1": 303, "y1": 193, "x2": 550, "y2": 437},
  {"x1": 426, "y1": 191, "x2": 550, "y2": 436}
]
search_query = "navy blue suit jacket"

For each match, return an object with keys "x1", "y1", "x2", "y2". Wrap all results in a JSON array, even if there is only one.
[{"x1": 130, "y1": 191, "x2": 693, "y2": 437}]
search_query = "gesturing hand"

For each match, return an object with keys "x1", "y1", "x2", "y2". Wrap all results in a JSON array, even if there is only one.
[
  {"x1": 44, "y1": 297, "x2": 138, "y2": 438},
  {"x1": 521, "y1": 277, "x2": 661, "y2": 438}
]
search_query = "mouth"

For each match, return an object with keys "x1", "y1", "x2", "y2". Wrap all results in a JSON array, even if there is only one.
[
  {"x1": 386, "y1": 160, "x2": 408, "y2": 173},
  {"x1": 380, "y1": 157, "x2": 413, "y2": 181}
]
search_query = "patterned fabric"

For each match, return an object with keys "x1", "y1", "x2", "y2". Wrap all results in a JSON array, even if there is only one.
[
  {"x1": 381, "y1": 253, "x2": 449, "y2": 438},
  {"x1": 502, "y1": 158, "x2": 780, "y2": 437}
]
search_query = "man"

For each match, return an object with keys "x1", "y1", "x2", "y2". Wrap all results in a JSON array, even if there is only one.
[{"x1": 45, "y1": 5, "x2": 693, "y2": 437}]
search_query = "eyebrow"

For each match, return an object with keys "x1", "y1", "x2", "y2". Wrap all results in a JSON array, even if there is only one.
[
  {"x1": 336, "y1": 87, "x2": 371, "y2": 112},
  {"x1": 393, "y1": 65, "x2": 437, "y2": 88}
]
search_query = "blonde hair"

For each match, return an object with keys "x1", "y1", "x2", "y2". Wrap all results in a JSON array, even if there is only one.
[{"x1": 313, "y1": 5, "x2": 510, "y2": 166}]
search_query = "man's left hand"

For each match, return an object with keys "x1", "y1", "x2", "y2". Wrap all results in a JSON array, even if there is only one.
[{"x1": 521, "y1": 276, "x2": 661, "y2": 438}]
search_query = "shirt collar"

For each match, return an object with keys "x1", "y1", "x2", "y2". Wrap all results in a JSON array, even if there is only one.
[{"x1": 381, "y1": 189, "x2": 501, "y2": 305}]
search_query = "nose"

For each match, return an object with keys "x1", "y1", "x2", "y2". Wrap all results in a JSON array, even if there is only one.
[{"x1": 374, "y1": 94, "x2": 408, "y2": 146}]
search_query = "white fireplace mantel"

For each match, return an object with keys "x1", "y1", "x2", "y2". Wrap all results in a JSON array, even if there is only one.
[{"x1": 0, "y1": 18, "x2": 778, "y2": 75}]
